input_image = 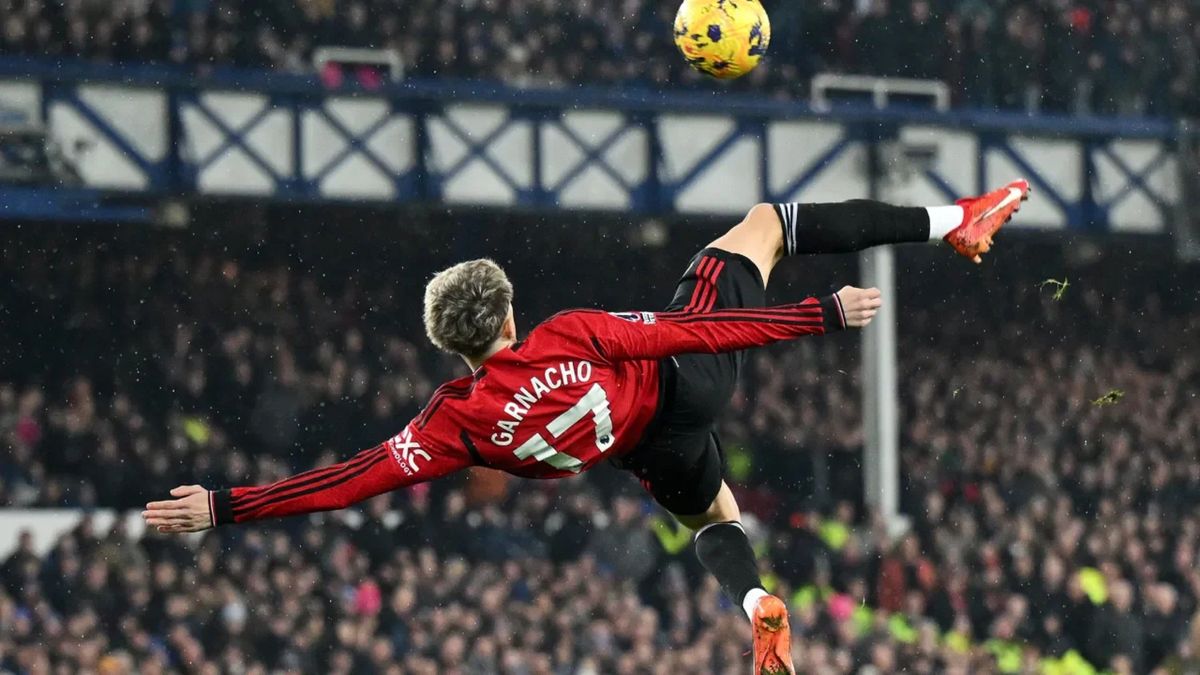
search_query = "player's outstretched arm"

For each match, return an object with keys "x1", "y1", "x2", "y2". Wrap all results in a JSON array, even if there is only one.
[
  {"x1": 143, "y1": 426, "x2": 469, "y2": 533},
  {"x1": 548, "y1": 286, "x2": 882, "y2": 363}
]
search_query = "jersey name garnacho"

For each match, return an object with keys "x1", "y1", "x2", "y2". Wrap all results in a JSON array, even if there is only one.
[{"x1": 490, "y1": 359, "x2": 596, "y2": 447}]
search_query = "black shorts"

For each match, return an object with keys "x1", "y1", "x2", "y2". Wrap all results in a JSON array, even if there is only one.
[{"x1": 616, "y1": 247, "x2": 766, "y2": 516}]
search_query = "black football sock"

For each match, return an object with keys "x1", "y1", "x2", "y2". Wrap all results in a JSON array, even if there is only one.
[
  {"x1": 772, "y1": 200, "x2": 932, "y2": 255},
  {"x1": 693, "y1": 521, "x2": 763, "y2": 616}
]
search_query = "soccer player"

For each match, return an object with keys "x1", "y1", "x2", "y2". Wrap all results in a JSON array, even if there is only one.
[{"x1": 144, "y1": 179, "x2": 1029, "y2": 674}]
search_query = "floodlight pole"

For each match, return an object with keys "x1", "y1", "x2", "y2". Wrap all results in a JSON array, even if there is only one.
[
  {"x1": 813, "y1": 75, "x2": 948, "y2": 536},
  {"x1": 1176, "y1": 120, "x2": 1200, "y2": 262},
  {"x1": 860, "y1": 135, "x2": 902, "y2": 535},
  {"x1": 859, "y1": 244, "x2": 901, "y2": 533}
]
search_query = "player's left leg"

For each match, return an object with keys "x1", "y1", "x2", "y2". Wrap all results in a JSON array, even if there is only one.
[
  {"x1": 678, "y1": 481, "x2": 795, "y2": 675},
  {"x1": 706, "y1": 179, "x2": 1031, "y2": 286},
  {"x1": 624, "y1": 426, "x2": 795, "y2": 674}
]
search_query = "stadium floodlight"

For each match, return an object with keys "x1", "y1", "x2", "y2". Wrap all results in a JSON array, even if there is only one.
[
  {"x1": 810, "y1": 73, "x2": 950, "y2": 113},
  {"x1": 312, "y1": 47, "x2": 404, "y2": 89}
]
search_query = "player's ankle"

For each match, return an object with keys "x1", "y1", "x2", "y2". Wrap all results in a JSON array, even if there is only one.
[
  {"x1": 742, "y1": 587, "x2": 769, "y2": 620},
  {"x1": 925, "y1": 205, "x2": 965, "y2": 241}
]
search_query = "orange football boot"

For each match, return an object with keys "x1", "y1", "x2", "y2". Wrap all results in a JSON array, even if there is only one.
[
  {"x1": 944, "y1": 178, "x2": 1031, "y2": 263},
  {"x1": 751, "y1": 594, "x2": 795, "y2": 675}
]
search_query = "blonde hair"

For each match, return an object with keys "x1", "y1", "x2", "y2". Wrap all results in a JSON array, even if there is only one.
[{"x1": 423, "y1": 259, "x2": 513, "y2": 359}]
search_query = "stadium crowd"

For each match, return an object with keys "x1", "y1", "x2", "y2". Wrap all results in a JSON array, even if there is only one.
[
  {"x1": 2, "y1": 219, "x2": 1199, "y2": 673},
  {"x1": 0, "y1": 0, "x2": 1198, "y2": 116}
]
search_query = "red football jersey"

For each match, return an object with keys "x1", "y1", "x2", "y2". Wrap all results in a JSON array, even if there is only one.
[{"x1": 211, "y1": 299, "x2": 843, "y2": 526}]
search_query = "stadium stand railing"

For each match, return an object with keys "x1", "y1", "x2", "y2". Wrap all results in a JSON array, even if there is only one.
[{"x1": 0, "y1": 58, "x2": 1183, "y2": 236}]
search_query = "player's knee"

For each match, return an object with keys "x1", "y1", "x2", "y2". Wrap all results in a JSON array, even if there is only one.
[
  {"x1": 708, "y1": 488, "x2": 741, "y2": 523},
  {"x1": 714, "y1": 204, "x2": 781, "y2": 253},
  {"x1": 677, "y1": 482, "x2": 740, "y2": 530},
  {"x1": 745, "y1": 202, "x2": 777, "y2": 222},
  {"x1": 740, "y1": 203, "x2": 781, "y2": 239}
]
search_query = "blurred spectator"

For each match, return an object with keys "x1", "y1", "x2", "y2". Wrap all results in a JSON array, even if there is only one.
[{"x1": 1, "y1": 217, "x2": 1199, "y2": 672}]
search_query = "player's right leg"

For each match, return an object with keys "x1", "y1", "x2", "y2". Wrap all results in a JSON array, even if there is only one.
[{"x1": 704, "y1": 179, "x2": 1031, "y2": 286}]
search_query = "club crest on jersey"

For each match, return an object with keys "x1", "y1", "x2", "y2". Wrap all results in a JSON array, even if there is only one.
[
  {"x1": 387, "y1": 427, "x2": 431, "y2": 476},
  {"x1": 609, "y1": 311, "x2": 656, "y2": 325}
]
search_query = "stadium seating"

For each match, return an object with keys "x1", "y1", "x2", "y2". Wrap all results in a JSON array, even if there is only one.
[
  {"x1": 2, "y1": 219, "x2": 1198, "y2": 673},
  {"x1": 2, "y1": 1, "x2": 1198, "y2": 671},
  {"x1": 0, "y1": 0, "x2": 1197, "y2": 116}
]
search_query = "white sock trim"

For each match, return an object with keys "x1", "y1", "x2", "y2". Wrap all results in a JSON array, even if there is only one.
[
  {"x1": 925, "y1": 205, "x2": 965, "y2": 241},
  {"x1": 742, "y1": 588, "x2": 769, "y2": 620},
  {"x1": 774, "y1": 203, "x2": 800, "y2": 256},
  {"x1": 692, "y1": 520, "x2": 744, "y2": 541}
]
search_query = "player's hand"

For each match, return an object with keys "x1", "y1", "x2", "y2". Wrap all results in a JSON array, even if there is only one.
[
  {"x1": 143, "y1": 485, "x2": 213, "y2": 534},
  {"x1": 836, "y1": 286, "x2": 883, "y2": 328}
]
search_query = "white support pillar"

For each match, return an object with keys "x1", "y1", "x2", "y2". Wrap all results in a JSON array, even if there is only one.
[
  {"x1": 1176, "y1": 121, "x2": 1200, "y2": 262},
  {"x1": 859, "y1": 245, "x2": 904, "y2": 534},
  {"x1": 817, "y1": 74, "x2": 947, "y2": 537}
]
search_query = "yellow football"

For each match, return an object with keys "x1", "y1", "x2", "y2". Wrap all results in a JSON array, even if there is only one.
[{"x1": 673, "y1": 0, "x2": 771, "y2": 79}]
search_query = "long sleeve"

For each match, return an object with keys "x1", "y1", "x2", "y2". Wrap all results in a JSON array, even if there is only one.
[
  {"x1": 209, "y1": 424, "x2": 470, "y2": 525},
  {"x1": 544, "y1": 294, "x2": 845, "y2": 363}
]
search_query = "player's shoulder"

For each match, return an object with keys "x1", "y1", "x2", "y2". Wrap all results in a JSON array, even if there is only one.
[
  {"x1": 541, "y1": 307, "x2": 607, "y2": 323},
  {"x1": 531, "y1": 308, "x2": 609, "y2": 336},
  {"x1": 534, "y1": 307, "x2": 660, "y2": 340},
  {"x1": 523, "y1": 309, "x2": 613, "y2": 351},
  {"x1": 429, "y1": 373, "x2": 476, "y2": 397},
  {"x1": 413, "y1": 373, "x2": 479, "y2": 432}
]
